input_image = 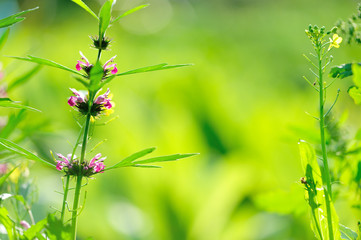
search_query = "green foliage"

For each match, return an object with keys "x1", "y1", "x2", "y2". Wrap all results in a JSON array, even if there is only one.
[
  {"x1": 346, "y1": 65, "x2": 361, "y2": 104},
  {"x1": 0, "y1": 166, "x2": 18, "y2": 188},
  {"x1": 7, "y1": 66, "x2": 42, "y2": 92},
  {"x1": 98, "y1": 0, "x2": 113, "y2": 38},
  {"x1": 0, "y1": 207, "x2": 15, "y2": 240},
  {"x1": 0, "y1": 98, "x2": 40, "y2": 112},
  {"x1": 329, "y1": 63, "x2": 361, "y2": 79},
  {"x1": 45, "y1": 214, "x2": 72, "y2": 240},
  {"x1": 0, "y1": 7, "x2": 38, "y2": 29},
  {"x1": 112, "y1": 4, "x2": 150, "y2": 23},
  {"x1": 10, "y1": 56, "x2": 85, "y2": 77},
  {"x1": 106, "y1": 147, "x2": 197, "y2": 169},
  {"x1": 340, "y1": 224, "x2": 358, "y2": 240},
  {"x1": 0, "y1": 28, "x2": 10, "y2": 52},
  {"x1": 22, "y1": 218, "x2": 47, "y2": 240},
  {"x1": 298, "y1": 140, "x2": 340, "y2": 240},
  {"x1": 0, "y1": 138, "x2": 55, "y2": 168},
  {"x1": 71, "y1": 0, "x2": 98, "y2": 20},
  {"x1": 88, "y1": 61, "x2": 104, "y2": 93}
]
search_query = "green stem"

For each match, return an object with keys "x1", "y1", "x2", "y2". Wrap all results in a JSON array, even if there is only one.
[
  {"x1": 70, "y1": 175, "x2": 83, "y2": 240},
  {"x1": 317, "y1": 46, "x2": 334, "y2": 240},
  {"x1": 80, "y1": 113, "x2": 92, "y2": 164},
  {"x1": 60, "y1": 175, "x2": 70, "y2": 223}
]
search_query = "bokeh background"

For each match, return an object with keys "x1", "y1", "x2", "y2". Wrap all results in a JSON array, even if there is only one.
[{"x1": 2, "y1": 0, "x2": 361, "y2": 239}]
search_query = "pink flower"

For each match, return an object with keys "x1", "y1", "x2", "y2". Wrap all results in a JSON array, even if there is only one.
[
  {"x1": 89, "y1": 153, "x2": 106, "y2": 173},
  {"x1": 20, "y1": 220, "x2": 31, "y2": 230},
  {"x1": 0, "y1": 164, "x2": 7, "y2": 175},
  {"x1": 103, "y1": 56, "x2": 118, "y2": 75},
  {"x1": 67, "y1": 88, "x2": 86, "y2": 107},
  {"x1": 76, "y1": 51, "x2": 91, "y2": 71},
  {"x1": 56, "y1": 153, "x2": 72, "y2": 171},
  {"x1": 94, "y1": 88, "x2": 110, "y2": 104}
]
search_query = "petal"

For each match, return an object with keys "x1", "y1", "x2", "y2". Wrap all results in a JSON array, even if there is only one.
[
  {"x1": 68, "y1": 96, "x2": 77, "y2": 106},
  {"x1": 76, "y1": 63, "x2": 82, "y2": 71},
  {"x1": 70, "y1": 88, "x2": 81, "y2": 96},
  {"x1": 94, "y1": 95, "x2": 105, "y2": 104},
  {"x1": 79, "y1": 51, "x2": 90, "y2": 65},
  {"x1": 103, "y1": 55, "x2": 117, "y2": 69},
  {"x1": 57, "y1": 153, "x2": 68, "y2": 162},
  {"x1": 111, "y1": 66, "x2": 118, "y2": 74},
  {"x1": 104, "y1": 100, "x2": 112, "y2": 109}
]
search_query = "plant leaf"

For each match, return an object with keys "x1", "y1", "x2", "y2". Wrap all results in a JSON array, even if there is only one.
[
  {"x1": 0, "y1": 138, "x2": 55, "y2": 168},
  {"x1": 298, "y1": 140, "x2": 340, "y2": 240},
  {"x1": 0, "y1": 166, "x2": 18, "y2": 188},
  {"x1": 88, "y1": 61, "x2": 104, "y2": 92},
  {"x1": 46, "y1": 214, "x2": 72, "y2": 239},
  {"x1": 134, "y1": 153, "x2": 197, "y2": 165},
  {"x1": 329, "y1": 63, "x2": 361, "y2": 79},
  {"x1": 0, "y1": 7, "x2": 39, "y2": 29},
  {"x1": 24, "y1": 217, "x2": 48, "y2": 240},
  {"x1": 0, "y1": 28, "x2": 10, "y2": 52},
  {"x1": 112, "y1": 4, "x2": 150, "y2": 23},
  {"x1": 7, "y1": 65, "x2": 42, "y2": 92},
  {"x1": 71, "y1": 0, "x2": 98, "y2": 20},
  {"x1": 348, "y1": 86, "x2": 361, "y2": 105},
  {"x1": 99, "y1": 0, "x2": 113, "y2": 37},
  {"x1": 0, "y1": 98, "x2": 40, "y2": 111},
  {"x1": 106, "y1": 147, "x2": 156, "y2": 170},
  {"x1": 115, "y1": 63, "x2": 192, "y2": 77},
  {"x1": 0, "y1": 207, "x2": 14, "y2": 239},
  {"x1": 0, "y1": 109, "x2": 27, "y2": 139},
  {"x1": 340, "y1": 224, "x2": 358, "y2": 240},
  {"x1": 9, "y1": 55, "x2": 85, "y2": 77}
]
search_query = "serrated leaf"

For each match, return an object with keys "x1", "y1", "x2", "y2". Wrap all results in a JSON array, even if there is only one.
[
  {"x1": 0, "y1": 138, "x2": 55, "y2": 168},
  {"x1": 0, "y1": 98, "x2": 40, "y2": 111},
  {"x1": 340, "y1": 224, "x2": 358, "y2": 240},
  {"x1": 106, "y1": 147, "x2": 156, "y2": 170},
  {"x1": 0, "y1": 28, "x2": 10, "y2": 52},
  {"x1": 112, "y1": 4, "x2": 150, "y2": 23},
  {"x1": 0, "y1": 7, "x2": 39, "y2": 28},
  {"x1": 9, "y1": 55, "x2": 85, "y2": 77},
  {"x1": 71, "y1": 0, "x2": 98, "y2": 20},
  {"x1": 46, "y1": 214, "x2": 72, "y2": 239},
  {"x1": 99, "y1": 0, "x2": 113, "y2": 37},
  {"x1": 7, "y1": 65, "x2": 42, "y2": 92},
  {"x1": 348, "y1": 86, "x2": 361, "y2": 105},
  {"x1": 298, "y1": 140, "x2": 340, "y2": 240}
]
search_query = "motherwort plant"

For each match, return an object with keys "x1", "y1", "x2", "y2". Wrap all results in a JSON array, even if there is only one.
[{"x1": 0, "y1": 1, "x2": 197, "y2": 239}]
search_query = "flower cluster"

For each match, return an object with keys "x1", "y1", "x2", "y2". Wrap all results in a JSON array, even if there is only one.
[
  {"x1": 68, "y1": 88, "x2": 113, "y2": 117},
  {"x1": 76, "y1": 51, "x2": 118, "y2": 76},
  {"x1": 56, "y1": 153, "x2": 106, "y2": 177}
]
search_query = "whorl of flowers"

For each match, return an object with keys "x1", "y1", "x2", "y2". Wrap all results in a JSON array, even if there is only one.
[{"x1": 56, "y1": 153, "x2": 106, "y2": 177}]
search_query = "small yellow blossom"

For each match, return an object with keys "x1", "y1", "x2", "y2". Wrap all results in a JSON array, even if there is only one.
[{"x1": 328, "y1": 34, "x2": 342, "y2": 50}]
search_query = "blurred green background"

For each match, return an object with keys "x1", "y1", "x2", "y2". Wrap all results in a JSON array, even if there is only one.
[{"x1": 2, "y1": 0, "x2": 361, "y2": 239}]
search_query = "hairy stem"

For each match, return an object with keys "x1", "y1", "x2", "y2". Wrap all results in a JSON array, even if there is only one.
[{"x1": 317, "y1": 45, "x2": 334, "y2": 240}]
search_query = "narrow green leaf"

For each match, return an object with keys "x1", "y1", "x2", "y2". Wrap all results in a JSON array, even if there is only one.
[
  {"x1": 0, "y1": 166, "x2": 18, "y2": 187},
  {"x1": 0, "y1": 207, "x2": 14, "y2": 239},
  {"x1": 73, "y1": 76, "x2": 89, "y2": 88},
  {"x1": 71, "y1": 0, "x2": 98, "y2": 20},
  {"x1": 9, "y1": 55, "x2": 85, "y2": 77},
  {"x1": 0, "y1": 98, "x2": 40, "y2": 111},
  {"x1": 133, "y1": 164, "x2": 162, "y2": 168},
  {"x1": 340, "y1": 224, "x2": 358, "y2": 240},
  {"x1": 0, "y1": 28, "x2": 10, "y2": 52},
  {"x1": 115, "y1": 63, "x2": 192, "y2": 77},
  {"x1": 7, "y1": 65, "x2": 41, "y2": 92},
  {"x1": 112, "y1": 4, "x2": 150, "y2": 23},
  {"x1": 0, "y1": 7, "x2": 39, "y2": 28},
  {"x1": 134, "y1": 153, "x2": 197, "y2": 165},
  {"x1": 106, "y1": 147, "x2": 156, "y2": 170},
  {"x1": 99, "y1": 0, "x2": 113, "y2": 37},
  {"x1": 0, "y1": 138, "x2": 55, "y2": 168},
  {"x1": 0, "y1": 109, "x2": 27, "y2": 138}
]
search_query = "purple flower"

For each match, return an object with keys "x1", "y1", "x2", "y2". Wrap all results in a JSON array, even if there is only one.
[
  {"x1": 67, "y1": 88, "x2": 86, "y2": 107},
  {"x1": 20, "y1": 220, "x2": 31, "y2": 230},
  {"x1": 89, "y1": 153, "x2": 106, "y2": 173},
  {"x1": 76, "y1": 51, "x2": 91, "y2": 71},
  {"x1": 103, "y1": 56, "x2": 118, "y2": 75},
  {"x1": 56, "y1": 153, "x2": 72, "y2": 171}
]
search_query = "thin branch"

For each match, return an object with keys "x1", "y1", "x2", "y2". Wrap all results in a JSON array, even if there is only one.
[
  {"x1": 303, "y1": 76, "x2": 319, "y2": 92},
  {"x1": 324, "y1": 89, "x2": 340, "y2": 118}
]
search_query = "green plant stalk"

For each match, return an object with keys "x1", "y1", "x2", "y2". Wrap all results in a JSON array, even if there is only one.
[
  {"x1": 70, "y1": 175, "x2": 83, "y2": 240},
  {"x1": 317, "y1": 45, "x2": 334, "y2": 240}
]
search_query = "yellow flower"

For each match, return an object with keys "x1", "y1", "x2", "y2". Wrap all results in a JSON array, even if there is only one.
[{"x1": 328, "y1": 34, "x2": 342, "y2": 50}]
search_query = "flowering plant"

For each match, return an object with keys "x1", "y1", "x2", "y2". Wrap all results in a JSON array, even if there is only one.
[{"x1": 0, "y1": 0, "x2": 197, "y2": 239}]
